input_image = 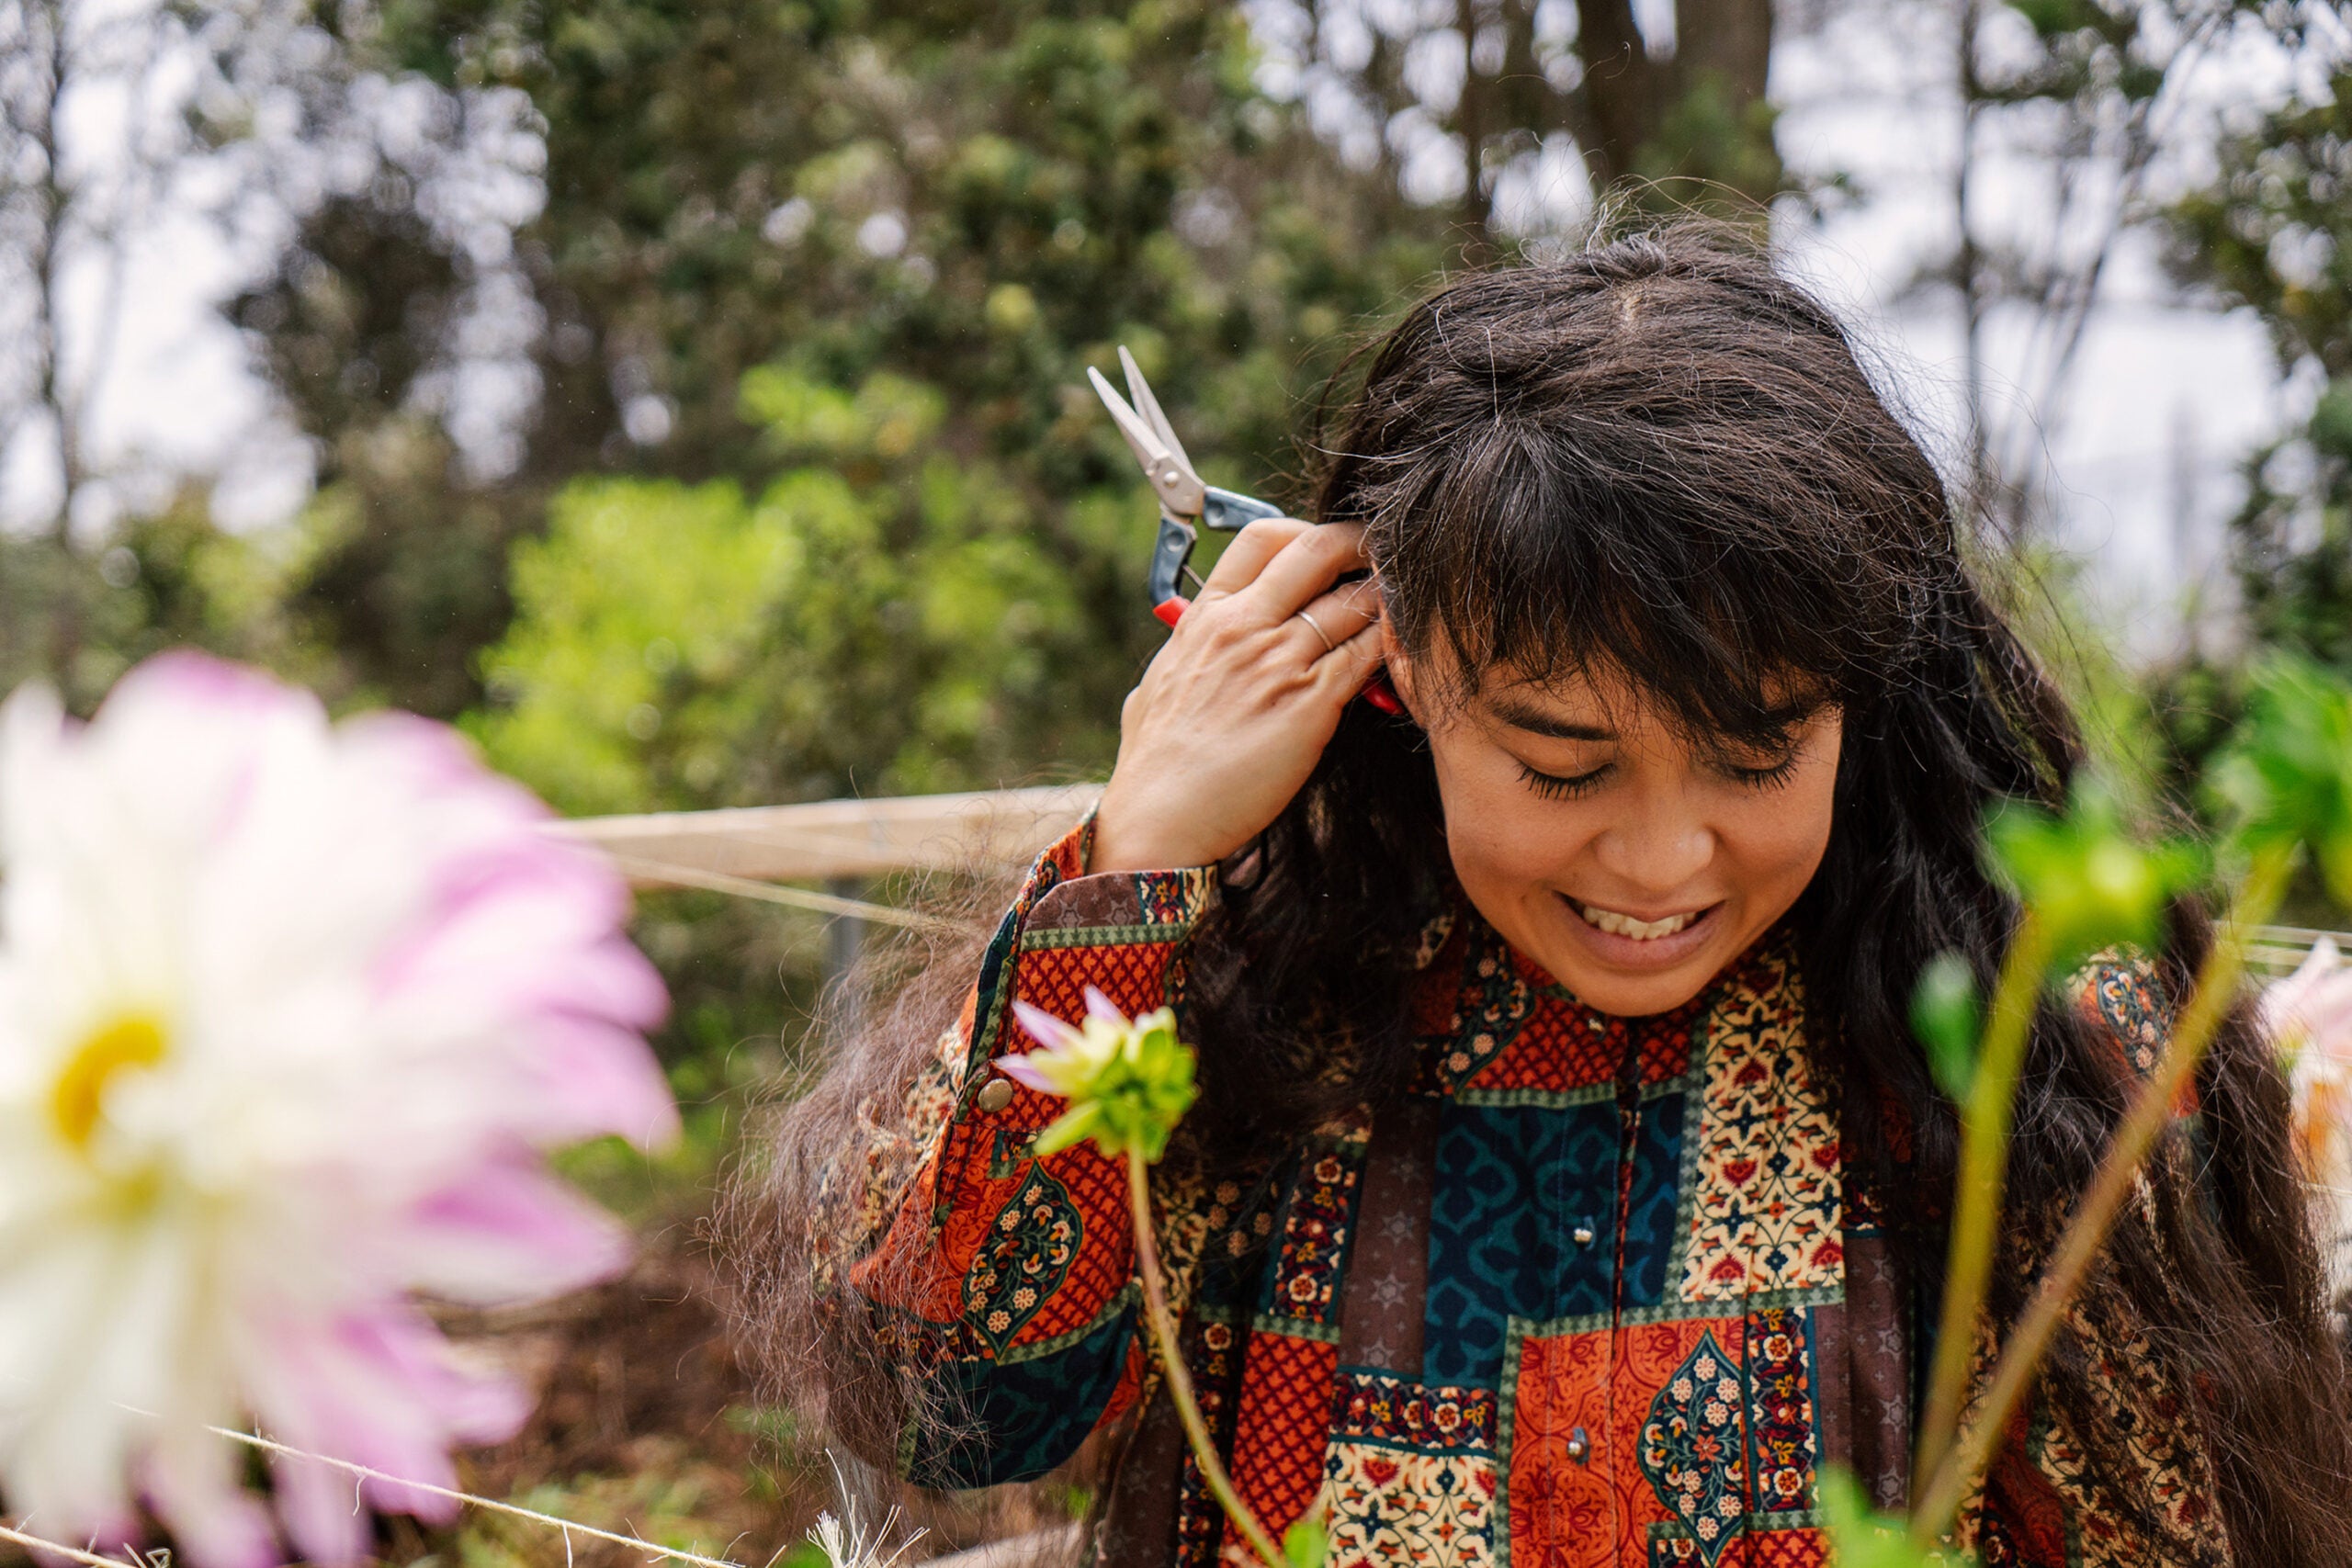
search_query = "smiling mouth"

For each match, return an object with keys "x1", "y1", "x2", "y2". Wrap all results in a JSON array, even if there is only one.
[{"x1": 1576, "y1": 902, "x2": 1712, "y2": 942}]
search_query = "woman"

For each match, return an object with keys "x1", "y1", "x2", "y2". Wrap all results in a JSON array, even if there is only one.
[{"x1": 728, "y1": 231, "x2": 2352, "y2": 1566}]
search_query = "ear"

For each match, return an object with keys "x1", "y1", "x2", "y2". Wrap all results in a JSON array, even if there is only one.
[{"x1": 1377, "y1": 619, "x2": 1429, "y2": 728}]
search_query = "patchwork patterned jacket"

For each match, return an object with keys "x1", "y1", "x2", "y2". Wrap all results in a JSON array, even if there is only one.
[{"x1": 834, "y1": 823, "x2": 2230, "y2": 1567}]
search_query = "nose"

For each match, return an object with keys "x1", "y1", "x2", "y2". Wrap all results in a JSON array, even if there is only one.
[{"x1": 1590, "y1": 792, "x2": 1714, "y2": 896}]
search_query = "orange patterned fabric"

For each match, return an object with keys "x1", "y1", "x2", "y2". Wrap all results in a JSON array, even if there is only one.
[
  {"x1": 833, "y1": 828, "x2": 2229, "y2": 1565},
  {"x1": 1223, "y1": 1329, "x2": 1341, "y2": 1558}
]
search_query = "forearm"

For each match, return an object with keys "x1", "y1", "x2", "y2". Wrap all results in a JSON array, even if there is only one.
[{"x1": 844, "y1": 818, "x2": 1217, "y2": 1485}]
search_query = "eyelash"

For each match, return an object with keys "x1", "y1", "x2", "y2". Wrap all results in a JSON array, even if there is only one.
[
  {"x1": 1727, "y1": 755, "x2": 1802, "y2": 791},
  {"x1": 1515, "y1": 755, "x2": 1802, "y2": 799},
  {"x1": 1516, "y1": 761, "x2": 1609, "y2": 800}
]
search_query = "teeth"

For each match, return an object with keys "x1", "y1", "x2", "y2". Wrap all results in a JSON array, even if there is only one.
[{"x1": 1577, "y1": 903, "x2": 1696, "y2": 941}]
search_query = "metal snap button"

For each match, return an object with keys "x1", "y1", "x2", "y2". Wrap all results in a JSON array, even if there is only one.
[
  {"x1": 1572, "y1": 1224, "x2": 1596, "y2": 1245},
  {"x1": 1566, "y1": 1426, "x2": 1589, "y2": 1463},
  {"x1": 975, "y1": 1077, "x2": 1016, "y2": 1113}
]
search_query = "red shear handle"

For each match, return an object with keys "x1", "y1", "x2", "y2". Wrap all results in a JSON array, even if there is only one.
[{"x1": 1151, "y1": 595, "x2": 1403, "y2": 713}]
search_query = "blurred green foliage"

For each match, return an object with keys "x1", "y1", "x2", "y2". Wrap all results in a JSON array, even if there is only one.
[
  {"x1": 1986, "y1": 779, "x2": 2205, "y2": 976},
  {"x1": 1818, "y1": 1468, "x2": 1945, "y2": 1568},
  {"x1": 469, "y1": 364, "x2": 1134, "y2": 816},
  {"x1": 407, "y1": 0, "x2": 1453, "y2": 1147},
  {"x1": 2150, "y1": 67, "x2": 2352, "y2": 855},
  {"x1": 0, "y1": 499, "x2": 345, "y2": 714},
  {"x1": 0, "y1": 0, "x2": 1457, "y2": 1143},
  {"x1": 2169, "y1": 71, "x2": 2352, "y2": 388},
  {"x1": 1911, "y1": 951, "x2": 1984, "y2": 1102},
  {"x1": 232, "y1": 0, "x2": 1447, "y2": 735},
  {"x1": 2210, "y1": 657, "x2": 2352, "y2": 901}
]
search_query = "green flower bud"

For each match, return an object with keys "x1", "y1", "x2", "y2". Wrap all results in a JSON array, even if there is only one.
[
  {"x1": 1005, "y1": 988, "x2": 1199, "y2": 1163},
  {"x1": 1985, "y1": 778, "x2": 2203, "y2": 977},
  {"x1": 1282, "y1": 1517, "x2": 1329, "y2": 1568},
  {"x1": 1912, "y1": 951, "x2": 1983, "y2": 1101}
]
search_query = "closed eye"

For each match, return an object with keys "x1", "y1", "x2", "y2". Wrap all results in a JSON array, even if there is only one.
[
  {"x1": 1722, "y1": 754, "x2": 1802, "y2": 790},
  {"x1": 1517, "y1": 761, "x2": 1611, "y2": 800}
]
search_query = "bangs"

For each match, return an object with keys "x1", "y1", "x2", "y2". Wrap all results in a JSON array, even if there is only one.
[
  {"x1": 1377, "y1": 421, "x2": 1905, "y2": 746},
  {"x1": 1331, "y1": 256, "x2": 1947, "y2": 750}
]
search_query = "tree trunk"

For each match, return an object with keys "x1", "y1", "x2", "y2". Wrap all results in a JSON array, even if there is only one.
[
  {"x1": 1673, "y1": 0, "x2": 1772, "y2": 108},
  {"x1": 1383, "y1": 0, "x2": 1780, "y2": 250},
  {"x1": 1456, "y1": 0, "x2": 1494, "y2": 243},
  {"x1": 1573, "y1": 0, "x2": 1661, "y2": 187},
  {"x1": 30, "y1": 0, "x2": 74, "y2": 541}
]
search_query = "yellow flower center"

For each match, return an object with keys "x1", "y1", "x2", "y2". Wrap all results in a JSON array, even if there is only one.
[{"x1": 51, "y1": 1012, "x2": 169, "y2": 1152}]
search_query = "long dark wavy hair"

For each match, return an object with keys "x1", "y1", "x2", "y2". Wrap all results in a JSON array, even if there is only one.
[{"x1": 723, "y1": 226, "x2": 2352, "y2": 1562}]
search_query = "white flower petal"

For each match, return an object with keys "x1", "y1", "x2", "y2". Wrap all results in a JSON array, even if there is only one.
[
  {"x1": 392, "y1": 1156, "x2": 634, "y2": 1303},
  {"x1": 141, "y1": 1422, "x2": 281, "y2": 1568},
  {"x1": 0, "y1": 652, "x2": 674, "y2": 1558},
  {"x1": 1012, "y1": 998, "x2": 1081, "y2": 1051}
]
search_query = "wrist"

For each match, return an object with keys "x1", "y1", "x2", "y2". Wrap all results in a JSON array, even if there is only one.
[{"x1": 1091, "y1": 788, "x2": 1215, "y2": 874}]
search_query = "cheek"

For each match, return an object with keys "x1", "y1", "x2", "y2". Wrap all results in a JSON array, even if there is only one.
[
  {"x1": 1425, "y1": 737, "x2": 1589, "y2": 884},
  {"x1": 1721, "y1": 758, "x2": 1840, "y2": 896}
]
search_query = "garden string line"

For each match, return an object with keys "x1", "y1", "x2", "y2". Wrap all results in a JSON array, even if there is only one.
[
  {"x1": 603, "y1": 852, "x2": 979, "y2": 935},
  {"x1": 0, "y1": 1521, "x2": 171, "y2": 1568},
  {"x1": 4, "y1": 1415, "x2": 776, "y2": 1568},
  {"x1": 584, "y1": 797, "x2": 2352, "y2": 975},
  {"x1": 205, "y1": 1425, "x2": 773, "y2": 1568}
]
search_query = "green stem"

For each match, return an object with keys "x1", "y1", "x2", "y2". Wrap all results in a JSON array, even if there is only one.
[
  {"x1": 1125, "y1": 1145, "x2": 1289, "y2": 1568},
  {"x1": 1913, "y1": 911, "x2": 2051, "y2": 1494},
  {"x1": 1906, "y1": 844, "x2": 2294, "y2": 1547}
]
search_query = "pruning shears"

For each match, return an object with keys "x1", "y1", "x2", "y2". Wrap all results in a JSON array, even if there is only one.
[
  {"x1": 1089, "y1": 349, "x2": 1404, "y2": 715},
  {"x1": 1088, "y1": 347, "x2": 1286, "y2": 628}
]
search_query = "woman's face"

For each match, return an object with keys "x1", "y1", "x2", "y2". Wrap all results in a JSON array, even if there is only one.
[{"x1": 1386, "y1": 643, "x2": 1842, "y2": 1017}]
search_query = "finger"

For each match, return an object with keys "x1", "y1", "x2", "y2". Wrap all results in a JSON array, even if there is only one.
[
  {"x1": 1296, "y1": 578, "x2": 1384, "y2": 642},
  {"x1": 1196, "y1": 516, "x2": 1315, "y2": 600},
  {"x1": 1310, "y1": 612, "x2": 1388, "y2": 700},
  {"x1": 1281, "y1": 579, "x2": 1380, "y2": 661},
  {"x1": 1283, "y1": 605, "x2": 1343, "y2": 660},
  {"x1": 1242, "y1": 524, "x2": 1372, "y2": 619}
]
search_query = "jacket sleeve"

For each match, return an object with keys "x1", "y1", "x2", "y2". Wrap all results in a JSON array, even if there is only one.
[{"x1": 844, "y1": 815, "x2": 1216, "y2": 1488}]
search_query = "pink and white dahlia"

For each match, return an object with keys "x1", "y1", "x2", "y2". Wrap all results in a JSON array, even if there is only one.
[{"x1": 0, "y1": 653, "x2": 676, "y2": 1567}]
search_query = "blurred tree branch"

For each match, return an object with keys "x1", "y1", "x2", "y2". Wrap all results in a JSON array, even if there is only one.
[
  {"x1": 0, "y1": 0, "x2": 165, "y2": 537},
  {"x1": 1921, "y1": 0, "x2": 2276, "y2": 537},
  {"x1": 0, "y1": 0, "x2": 267, "y2": 694},
  {"x1": 1257, "y1": 0, "x2": 1784, "y2": 248},
  {"x1": 2157, "y1": 63, "x2": 2352, "y2": 705}
]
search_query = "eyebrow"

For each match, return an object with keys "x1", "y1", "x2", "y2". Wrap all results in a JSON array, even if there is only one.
[
  {"x1": 1488, "y1": 694, "x2": 1824, "y2": 744},
  {"x1": 1489, "y1": 696, "x2": 1613, "y2": 741}
]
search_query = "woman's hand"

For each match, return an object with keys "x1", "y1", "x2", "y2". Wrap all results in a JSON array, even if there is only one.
[{"x1": 1091, "y1": 520, "x2": 1386, "y2": 874}]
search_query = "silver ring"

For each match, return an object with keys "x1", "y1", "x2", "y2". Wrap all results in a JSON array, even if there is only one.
[{"x1": 1295, "y1": 608, "x2": 1336, "y2": 652}]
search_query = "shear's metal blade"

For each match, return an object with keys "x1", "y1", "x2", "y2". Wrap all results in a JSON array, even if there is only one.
[
  {"x1": 1118, "y1": 344, "x2": 1198, "y2": 489},
  {"x1": 1088, "y1": 365, "x2": 1168, "y2": 470},
  {"x1": 1089, "y1": 364, "x2": 1204, "y2": 517}
]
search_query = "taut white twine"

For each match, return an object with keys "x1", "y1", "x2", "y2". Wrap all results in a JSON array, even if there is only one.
[
  {"x1": 202, "y1": 1424, "x2": 770, "y2": 1568},
  {"x1": 0, "y1": 1522, "x2": 164, "y2": 1568},
  {"x1": 604, "y1": 853, "x2": 972, "y2": 934}
]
